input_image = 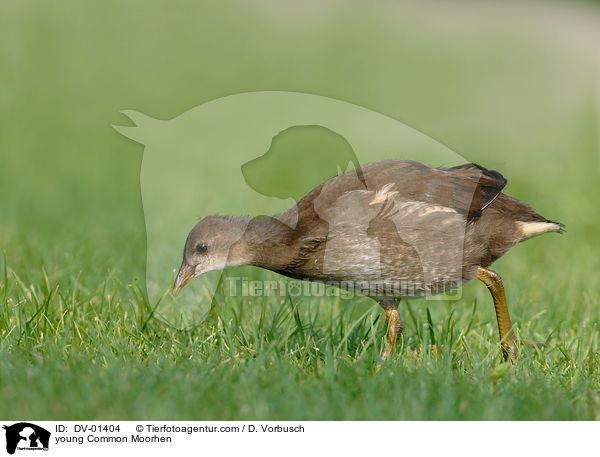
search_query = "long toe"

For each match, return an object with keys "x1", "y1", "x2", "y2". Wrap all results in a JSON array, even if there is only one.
[
  {"x1": 381, "y1": 348, "x2": 390, "y2": 361},
  {"x1": 522, "y1": 338, "x2": 547, "y2": 348}
]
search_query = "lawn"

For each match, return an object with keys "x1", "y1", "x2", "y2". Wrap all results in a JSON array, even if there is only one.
[{"x1": 1, "y1": 0, "x2": 599, "y2": 420}]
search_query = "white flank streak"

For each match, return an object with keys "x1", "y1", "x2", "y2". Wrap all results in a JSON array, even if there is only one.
[
  {"x1": 369, "y1": 183, "x2": 398, "y2": 205},
  {"x1": 398, "y1": 201, "x2": 457, "y2": 217},
  {"x1": 416, "y1": 205, "x2": 457, "y2": 217},
  {"x1": 517, "y1": 221, "x2": 560, "y2": 239}
]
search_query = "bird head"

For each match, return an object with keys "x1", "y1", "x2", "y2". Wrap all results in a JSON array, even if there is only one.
[{"x1": 173, "y1": 215, "x2": 251, "y2": 294}]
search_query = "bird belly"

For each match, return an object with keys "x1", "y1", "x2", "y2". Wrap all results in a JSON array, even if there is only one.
[{"x1": 302, "y1": 232, "x2": 467, "y2": 298}]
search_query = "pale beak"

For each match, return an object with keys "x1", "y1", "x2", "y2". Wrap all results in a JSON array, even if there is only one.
[{"x1": 173, "y1": 262, "x2": 196, "y2": 295}]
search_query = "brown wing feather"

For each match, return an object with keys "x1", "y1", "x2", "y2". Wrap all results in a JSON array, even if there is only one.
[{"x1": 279, "y1": 159, "x2": 508, "y2": 235}]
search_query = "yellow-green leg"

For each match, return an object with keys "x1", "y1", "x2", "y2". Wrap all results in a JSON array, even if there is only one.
[
  {"x1": 476, "y1": 266, "x2": 518, "y2": 362},
  {"x1": 377, "y1": 299, "x2": 403, "y2": 360}
]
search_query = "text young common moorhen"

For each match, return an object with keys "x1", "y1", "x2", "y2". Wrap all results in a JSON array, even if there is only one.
[{"x1": 173, "y1": 160, "x2": 563, "y2": 360}]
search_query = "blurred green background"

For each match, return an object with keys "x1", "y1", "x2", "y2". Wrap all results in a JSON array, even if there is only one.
[
  {"x1": 1, "y1": 0, "x2": 599, "y2": 420},
  {"x1": 1, "y1": 0, "x2": 598, "y2": 281}
]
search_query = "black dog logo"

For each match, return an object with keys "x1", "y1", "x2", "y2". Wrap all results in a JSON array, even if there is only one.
[{"x1": 3, "y1": 423, "x2": 50, "y2": 454}]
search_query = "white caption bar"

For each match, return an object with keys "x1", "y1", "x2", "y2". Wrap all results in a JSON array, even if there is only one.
[{"x1": 0, "y1": 421, "x2": 596, "y2": 456}]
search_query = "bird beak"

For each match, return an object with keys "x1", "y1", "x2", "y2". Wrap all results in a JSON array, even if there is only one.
[{"x1": 173, "y1": 262, "x2": 196, "y2": 295}]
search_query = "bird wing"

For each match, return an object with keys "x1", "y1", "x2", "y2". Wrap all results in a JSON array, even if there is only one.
[
  {"x1": 289, "y1": 160, "x2": 507, "y2": 286},
  {"x1": 295, "y1": 160, "x2": 507, "y2": 223},
  {"x1": 443, "y1": 162, "x2": 507, "y2": 221}
]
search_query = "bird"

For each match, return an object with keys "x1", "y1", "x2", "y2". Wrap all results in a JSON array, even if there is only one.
[{"x1": 173, "y1": 159, "x2": 563, "y2": 360}]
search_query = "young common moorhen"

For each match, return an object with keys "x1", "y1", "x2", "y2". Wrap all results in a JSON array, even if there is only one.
[{"x1": 173, "y1": 160, "x2": 563, "y2": 360}]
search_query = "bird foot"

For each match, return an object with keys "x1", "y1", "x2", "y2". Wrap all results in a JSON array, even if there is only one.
[
  {"x1": 502, "y1": 342, "x2": 519, "y2": 364},
  {"x1": 380, "y1": 308, "x2": 403, "y2": 361},
  {"x1": 381, "y1": 347, "x2": 391, "y2": 361},
  {"x1": 503, "y1": 337, "x2": 546, "y2": 363},
  {"x1": 522, "y1": 338, "x2": 547, "y2": 348}
]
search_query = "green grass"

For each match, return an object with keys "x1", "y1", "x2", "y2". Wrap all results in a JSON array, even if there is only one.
[
  {"x1": 1, "y1": 242, "x2": 599, "y2": 420},
  {"x1": 1, "y1": 0, "x2": 599, "y2": 420}
]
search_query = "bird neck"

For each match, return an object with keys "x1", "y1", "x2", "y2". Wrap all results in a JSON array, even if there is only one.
[{"x1": 233, "y1": 215, "x2": 297, "y2": 271}]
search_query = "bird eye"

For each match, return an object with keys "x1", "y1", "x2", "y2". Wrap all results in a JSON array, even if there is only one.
[{"x1": 196, "y1": 243, "x2": 208, "y2": 254}]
